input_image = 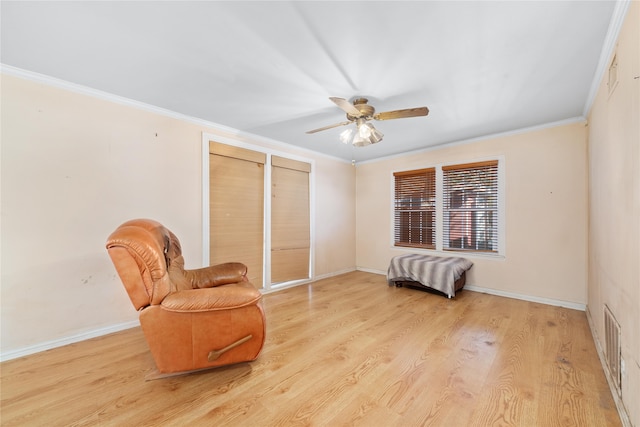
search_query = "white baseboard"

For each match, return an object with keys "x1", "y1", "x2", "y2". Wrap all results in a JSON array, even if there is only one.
[
  {"x1": 356, "y1": 267, "x2": 386, "y2": 275},
  {"x1": 586, "y1": 308, "x2": 632, "y2": 427},
  {"x1": 357, "y1": 268, "x2": 586, "y2": 310},
  {"x1": 261, "y1": 268, "x2": 358, "y2": 294},
  {"x1": 0, "y1": 320, "x2": 140, "y2": 362},
  {"x1": 314, "y1": 267, "x2": 358, "y2": 281},
  {"x1": 464, "y1": 284, "x2": 586, "y2": 311}
]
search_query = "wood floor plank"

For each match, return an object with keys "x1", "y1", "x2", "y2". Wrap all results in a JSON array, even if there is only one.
[{"x1": 0, "y1": 271, "x2": 622, "y2": 426}]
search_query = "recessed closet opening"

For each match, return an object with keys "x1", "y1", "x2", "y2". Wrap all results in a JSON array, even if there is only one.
[{"x1": 202, "y1": 134, "x2": 315, "y2": 292}]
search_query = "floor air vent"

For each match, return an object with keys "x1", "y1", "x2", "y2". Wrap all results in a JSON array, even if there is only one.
[{"x1": 603, "y1": 305, "x2": 621, "y2": 392}]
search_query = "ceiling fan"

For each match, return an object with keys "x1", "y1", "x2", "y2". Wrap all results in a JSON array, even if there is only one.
[{"x1": 306, "y1": 97, "x2": 429, "y2": 147}]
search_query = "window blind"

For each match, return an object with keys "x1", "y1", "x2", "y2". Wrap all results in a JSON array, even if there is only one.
[
  {"x1": 393, "y1": 168, "x2": 436, "y2": 249},
  {"x1": 443, "y1": 161, "x2": 498, "y2": 252}
]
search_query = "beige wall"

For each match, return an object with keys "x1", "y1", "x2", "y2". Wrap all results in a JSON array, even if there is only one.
[
  {"x1": 0, "y1": 73, "x2": 356, "y2": 357},
  {"x1": 587, "y1": 1, "x2": 639, "y2": 425},
  {"x1": 356, "y1": 121, "x2": 588, "y2": 306}
]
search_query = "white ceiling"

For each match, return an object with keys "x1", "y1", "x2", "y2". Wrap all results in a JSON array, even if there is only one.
[{"x1": 1, "y1": 1, "x2": 621, "y2": 162}]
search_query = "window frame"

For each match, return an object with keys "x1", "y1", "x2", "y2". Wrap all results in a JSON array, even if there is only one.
[
  {"x1": 393, "y1": 168, "x2": 436, "y2": 249},
  {"x1": 392, "y1": 158, "x2": 505, "y2": 257},
  {"x1": 442, "y1": 160, "x2": 499, "y2": 253}
]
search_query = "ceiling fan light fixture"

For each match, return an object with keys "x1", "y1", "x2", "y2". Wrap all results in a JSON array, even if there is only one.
[
  {"x1": 369, "y1": 126, "x2": 384, "y2": 143},
  {"x1": 358, "y1": 121, "x2": 383, "y2": 144},
  {"x1": 352, "y1": 132, "x2": 369, "y2": 147},
  {"x1": 356, "y1": 118, "x2": 371, "y2": 138},
  {"x1": 340, "y1": 120, "x2": 383, "y2": 146},
  {"x1": 339, "y1": 128, "x2": 354, "y2": 144}
]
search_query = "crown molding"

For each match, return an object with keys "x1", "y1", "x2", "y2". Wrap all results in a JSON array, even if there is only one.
[
  {"x1": 357, "y1": 116, "x2": 587, "y2": 166},
  {"x1": 0, "y1": 64, "x2": 349, "y2": 164}
]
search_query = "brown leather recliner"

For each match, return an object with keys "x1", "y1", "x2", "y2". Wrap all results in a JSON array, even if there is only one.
[{"x1": 106, "y1": 219, "x2": 266, "y2": 379}]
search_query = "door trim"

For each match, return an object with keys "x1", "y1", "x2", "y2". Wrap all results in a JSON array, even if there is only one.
[{"x1": 201, "y1": 132, "x2": 315, "y2": 291}]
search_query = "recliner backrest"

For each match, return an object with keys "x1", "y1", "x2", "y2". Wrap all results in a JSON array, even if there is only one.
[{"x1": 106, "y1": 219, "x2": 178, "y2": 309}]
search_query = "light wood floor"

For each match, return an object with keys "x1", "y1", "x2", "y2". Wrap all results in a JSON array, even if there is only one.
[{"x1": 1, "y1": 271, "x2": 621, "y2": 426}]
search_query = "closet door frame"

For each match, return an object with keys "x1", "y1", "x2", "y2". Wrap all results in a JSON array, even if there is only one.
[{"x1": 201, "y1": 132, "x2": 315, "y2": 292}]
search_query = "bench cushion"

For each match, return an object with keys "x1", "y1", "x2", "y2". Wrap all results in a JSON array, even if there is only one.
[{"x1": 387, "y1": 254, "x2": 473, "y2": 298}]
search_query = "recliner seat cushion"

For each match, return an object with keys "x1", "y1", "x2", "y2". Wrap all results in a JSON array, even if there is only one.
[{"x1": 161, "y1": 282, "x2": 262, "y2": 313}]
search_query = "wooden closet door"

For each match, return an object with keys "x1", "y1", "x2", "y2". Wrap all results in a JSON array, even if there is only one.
[
  {"x1": 271, "y1": 156, "x2": 310, "y2": 284},
  {"x1": 209, "y1": 142, "x2": 265, "y2": 288}
]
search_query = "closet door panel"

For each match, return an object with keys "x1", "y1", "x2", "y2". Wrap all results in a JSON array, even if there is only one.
[
  {"x1": 271, "y1": 249, "x2": 310, "y2": 284},
  {"x1": 209, "y1": 143, "x2": 265, "y2": 288},
  {"x1": 271, "y1": 157, "x2": 310, "y2": 284}
]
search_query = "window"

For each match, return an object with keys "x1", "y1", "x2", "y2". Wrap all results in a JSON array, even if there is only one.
[
  {"x1": 443, "y1": 161, "x2": 498, "y2": 253},
  {"x1": 393, "y1": 168, "x2": 435, "y2": 249},
  {"x1": 393, "y1": 160, "x2": 501, "y2": 254}
]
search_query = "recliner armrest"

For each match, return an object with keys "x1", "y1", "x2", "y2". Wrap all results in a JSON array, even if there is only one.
[
  {"x1": 185, "y1": 262, "x2": 249, "y2": 289},
  {"x1": 160, "y1": 282, "x2": 261, "y2": 313}
]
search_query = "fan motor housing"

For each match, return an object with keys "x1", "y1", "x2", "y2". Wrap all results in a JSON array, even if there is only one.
[{"x1": 347, "y1": 98, "x2": 375, "y2": 120}]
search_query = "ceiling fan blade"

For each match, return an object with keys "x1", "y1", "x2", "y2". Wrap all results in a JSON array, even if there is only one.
[
  {"x1": 374, "y1": 107, "x2": 429, "y2": 121},
  {"x1": 306, "y1": 121, "x2": 352, "y2": 134},
  {"x1": 329, "y1": 97, "x2": 363, "y2": 117}
]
